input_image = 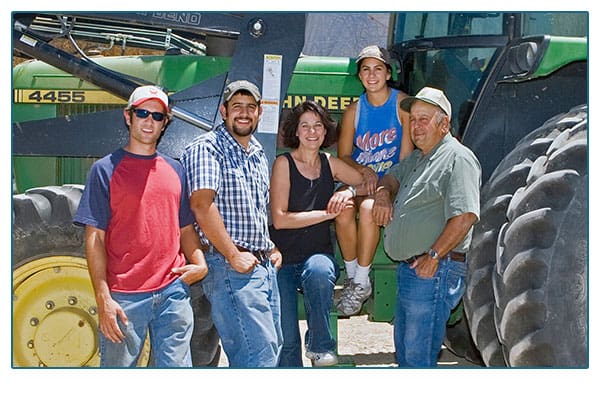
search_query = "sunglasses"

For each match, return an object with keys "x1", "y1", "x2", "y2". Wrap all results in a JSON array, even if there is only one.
[{"x1": 132, "y1": 108, "x2": 166, "y2": 122}]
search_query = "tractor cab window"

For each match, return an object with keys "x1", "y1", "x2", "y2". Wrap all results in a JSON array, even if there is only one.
[
  {"x1": 396, "y1": 12, "x2": 504, "y2": 40},
  {"x1": 399, "y1": 46, "x2": 497, "y2": 138},
  {"x1": 391, "y1": 12, "x2": 505, "y2": 138},
  {"x1": 391, "y1": 12, "x2": 587, "y2": 138},
  {"x1": 521, "y1": 12, "x2": 588, "y2": 37}
]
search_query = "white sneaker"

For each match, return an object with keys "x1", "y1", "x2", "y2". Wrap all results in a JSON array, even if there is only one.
[
  {"x1": 334, "y1": 278, "x2": 353, "y2": 306},
  {"x1": 336, "y1": 281, "x2": 372, "y2": 316},
  {"x1": 305, "y1": 351, "x2": 338, "y2": 367}
]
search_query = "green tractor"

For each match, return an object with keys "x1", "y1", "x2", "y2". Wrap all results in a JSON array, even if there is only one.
[
  {"x1": 12, "y1": 11, "x2": 587, "y2": 367},
  {"x1": 390, "y1": 12, "x2": 588, "y2": 367}
]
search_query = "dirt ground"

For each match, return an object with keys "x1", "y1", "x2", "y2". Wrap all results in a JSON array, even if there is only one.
[{"x1": 217, "y1": 314, "x2": 479, "y2": 368}]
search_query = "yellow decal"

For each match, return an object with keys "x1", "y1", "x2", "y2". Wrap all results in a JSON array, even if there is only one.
[
  {"x1": 14, "y1": 90, "x2": 360, "y2": 112},
  {"x1": 13, "y1": 90, "x2": 126, "y2": 104},
  {"x1": 281, "y1": 95, "x2": 359, "y2": 112}
]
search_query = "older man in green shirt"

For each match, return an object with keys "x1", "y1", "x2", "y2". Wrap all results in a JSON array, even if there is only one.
[{"x1": 372, "y1": 86, "x2": 481, "y2": 367}]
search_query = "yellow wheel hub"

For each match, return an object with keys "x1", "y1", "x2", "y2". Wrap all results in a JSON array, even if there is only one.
[
  {"x1": 13, "y1": 255, "x2": 152, "y2": 367},
  {"x1": 13, "y1": 256, "x2": 99, "y2": 367}
]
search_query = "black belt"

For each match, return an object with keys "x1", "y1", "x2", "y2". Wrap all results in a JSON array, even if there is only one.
[
  {"x1": 402, "y1": 251, "x2": 466, "y2": 264},
  {"x1": 236, "y1": 245, "x2": 270, "y2": 262}
]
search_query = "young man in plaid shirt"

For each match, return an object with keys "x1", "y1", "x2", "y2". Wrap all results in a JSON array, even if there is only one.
[{"x1": 181, "y1": 80, "x2": 283, "y2": 367}]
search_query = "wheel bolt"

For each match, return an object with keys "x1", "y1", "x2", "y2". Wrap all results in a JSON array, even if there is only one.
[
  {"x1": 29, "y1": 317, "x2": 39, "y2": 326},
  {"x1": 68, "y1": 296, "x2": 78, "y2": 305},
  {"x1": 45, "y1": 300, "x2": 55, "y2": 310}
]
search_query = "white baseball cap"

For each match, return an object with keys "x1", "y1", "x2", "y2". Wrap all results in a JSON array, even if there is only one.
[
  {"x1": 400, "y1": 86, "x2": 452, "y2": 120},
  {"x1": 127, "y1": 85, "x2": 169, "y2": 112}
]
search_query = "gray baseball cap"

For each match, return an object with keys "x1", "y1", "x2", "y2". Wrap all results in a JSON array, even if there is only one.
[
  {"x1": 223, "y1": 80, "x2": 261, "y2": 102},
  {"x1": 356, "y1": 45, "x2": 392, "y2": 68},
  {"x1": 400, "y1": 86, "x2": 452, "y2": 120}
]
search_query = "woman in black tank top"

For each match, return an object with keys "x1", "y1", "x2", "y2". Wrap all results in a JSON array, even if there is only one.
[{"x1": 269, "y1": 101, "x2": 366, "y2": 367}]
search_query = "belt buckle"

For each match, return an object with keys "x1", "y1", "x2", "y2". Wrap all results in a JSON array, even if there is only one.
[{"x1": 255, "y1": 250, "x2": 269, "y2": 262}]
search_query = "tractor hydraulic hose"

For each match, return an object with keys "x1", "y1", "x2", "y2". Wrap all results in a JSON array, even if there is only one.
[
  {"x1": 14, "y1": 25, "x2": 139, "y2": 101},
  {"x1": 14, "y1": 25, "x2": 215, "y2": 131}
]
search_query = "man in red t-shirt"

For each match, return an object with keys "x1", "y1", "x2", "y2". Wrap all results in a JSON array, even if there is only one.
[{"x1": 74, "y1": 86, "x2": 207, "y2": 367}]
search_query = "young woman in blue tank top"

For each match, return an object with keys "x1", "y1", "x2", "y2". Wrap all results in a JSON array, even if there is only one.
[
  {"x1": 270, "y1": 101, "x2": 366, "y2": 367},
  {"x1": 335, "y1": 45, "x2": 413, "y2": 316}
]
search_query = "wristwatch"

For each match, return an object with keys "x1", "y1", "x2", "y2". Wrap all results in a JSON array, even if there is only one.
[{"x1": 427, "y1": 248, "x2": 440, "y2": 261}]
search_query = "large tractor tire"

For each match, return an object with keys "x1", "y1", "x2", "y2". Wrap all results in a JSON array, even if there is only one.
[
  {"x1": 463, "y1": 105, "x2": 588, "y2": 366},
  {"x1": 494, "y1": 110, "x2": 587, "y2": 366},
  {"x1": 12, "y1": 185, "x2": 99, "y2": 367},
  {"x1": 12, "y1": 185, "x2": 220, "y2": 367},
  {"x1": 443, "y1": 304, "x2": 484, "y2": 365}
]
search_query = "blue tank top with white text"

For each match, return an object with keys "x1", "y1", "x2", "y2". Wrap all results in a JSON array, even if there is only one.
[{"x1": 352, "y1": 88, "x2": 403, "y2": 177}]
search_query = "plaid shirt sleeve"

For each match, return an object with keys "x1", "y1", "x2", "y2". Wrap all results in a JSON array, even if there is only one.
[{"x1": 181, "y1": 134, "x2": 221, "y2": 196}]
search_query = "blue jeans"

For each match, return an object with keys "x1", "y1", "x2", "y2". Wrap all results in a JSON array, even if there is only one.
[
  {"x1": 277, "y1": 253, "x2": 339, "y2": 367},
  {"x1": 202, "y1": 251, "x2": 282, "y2": 367},
  {"x1": 99, "y1": 278, "x2": 193, "y2": 367},
  {"x1": 394, "y1": 258, "x2": 467, "y2": 367}
]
